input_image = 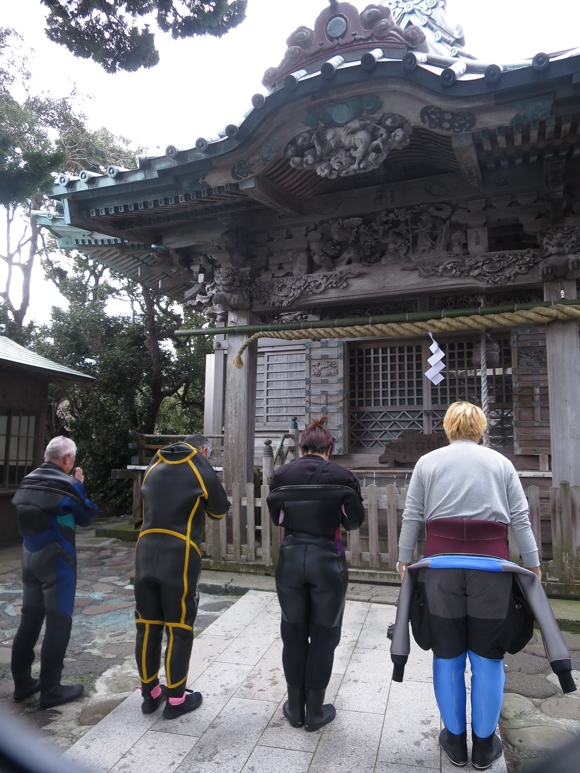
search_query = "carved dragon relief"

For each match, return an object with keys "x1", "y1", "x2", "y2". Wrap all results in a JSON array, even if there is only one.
[
  {"x1": 518, "y1": 347, "x2": 547, "y2": 368},
  {"x1": 404, "y1": 224, "x2": 580, "y2": 285},
  {"x1": 407, "y1": 251, "x2": 542, "y2": 285},
  {"x1": 311, "y1": 360, "x2": 339, "y2": 378},
  {"x1": 286, "y1": 113, "x2": 412, "y2": 179},
  {"x1": 188, "y1": 218, "x2": 580, "y2": 321},
  {"x1": 192, "y1": 265, "x2": 364, "y2": 321}
]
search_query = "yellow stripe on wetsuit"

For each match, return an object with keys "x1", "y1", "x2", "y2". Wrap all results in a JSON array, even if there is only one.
[
  {"x1": 136, "y1": 447, "x2": 207, "y2": 689},
  {"x1": 138, "y1": 528, "x2": 202, "y2": 557}
]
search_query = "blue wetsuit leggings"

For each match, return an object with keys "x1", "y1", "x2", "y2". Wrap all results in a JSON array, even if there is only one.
[
  {"x1": 433, "y1": 650, "x2": 505, "y2": 737},
  {"x1": 418, "y1": 562, "x2": 513, "y2": 738}
]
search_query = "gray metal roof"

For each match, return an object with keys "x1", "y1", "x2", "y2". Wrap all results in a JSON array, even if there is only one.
[{"x1": 0, "y1": 336, "x2": 94, "y2": 383}]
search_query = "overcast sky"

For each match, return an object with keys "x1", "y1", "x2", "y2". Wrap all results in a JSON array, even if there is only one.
[{"x1": 2, "y1": 0, "x2": 580, "y2": 323}]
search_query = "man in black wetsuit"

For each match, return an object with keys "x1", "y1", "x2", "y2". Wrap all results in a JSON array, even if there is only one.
[
  {"x1": 11, "y1": 436, "x2": 99, "y2": 708},
  {"x1": 134, "y1": 434, "x2": 229, "y2": 718}
]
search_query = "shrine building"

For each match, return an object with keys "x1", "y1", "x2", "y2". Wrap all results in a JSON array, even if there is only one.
[{"x1": 37, "y1": 0, "x2": 580, "y2": 496}]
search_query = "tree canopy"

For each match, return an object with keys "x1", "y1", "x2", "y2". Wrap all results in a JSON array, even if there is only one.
[
  {"x1": 36, "y1": 255, "x2": 210, "y2": 510},
  {"x1": 41, "y1": 0, "x2": 248, "y2": 73},
  {"x1": 0, "y1": 27, "x2": 143, "y2": 337},
  {"x1": 0, "y1": 27, "x2": 212, "y2": 512}
]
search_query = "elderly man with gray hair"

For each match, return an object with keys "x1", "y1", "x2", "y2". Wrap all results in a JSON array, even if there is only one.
[{"x1": 10, "y1": 436, "x2": 98, "y2": 709}]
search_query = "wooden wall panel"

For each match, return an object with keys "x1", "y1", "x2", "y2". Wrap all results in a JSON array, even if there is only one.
[
  {"x1": 0, "y1": 367, "x2": 47, "y2": 412},
  {"x1": 305, "y1": 339, "x2": 345, "y2": 454},
  {"x1": 512, "y1": 326, "x2": 551, "y2": 456}
]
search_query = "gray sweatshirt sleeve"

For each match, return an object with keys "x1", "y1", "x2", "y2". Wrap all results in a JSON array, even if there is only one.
[
  {"x1": 398, "y1": 463, "x2": 425, "y2": 563},
  {"x1": 506, "y1": 466, "x2": 540, "y2": 568}
]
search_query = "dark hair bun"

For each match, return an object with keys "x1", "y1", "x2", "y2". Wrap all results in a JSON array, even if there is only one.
[
  {"x1": 300, "y1": 415, "x2": 334, "y2": 455},
  {"x1": 304, "y1": 415, "x2": 329, "y2": 431}
]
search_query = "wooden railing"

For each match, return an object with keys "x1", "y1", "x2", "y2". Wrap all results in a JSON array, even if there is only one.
[
  {"x1": 200, "y1": 480, "x2": 580, "y2": 594},
  {"x1": 127, "y1": 431, "x2": 225, "y2": 466}
]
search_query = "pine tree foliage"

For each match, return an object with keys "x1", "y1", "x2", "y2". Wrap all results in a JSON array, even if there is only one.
[{"x1": 41, "y1": 1, "x2": 248, "y2": 73}]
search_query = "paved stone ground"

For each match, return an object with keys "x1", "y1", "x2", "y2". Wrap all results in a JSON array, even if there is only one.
[
  {"x1": 65, "y1": 590, "x2": 508, "y2": 773},
  {"x1": 501, "y1": 630, "x2": 580, "y2": 770},
  {"x1": 1, "y1": 521, "x2": 579, "y2": 771},
  {"x1": 0, "y1": 522, "x2": 237, "y2": 750}
]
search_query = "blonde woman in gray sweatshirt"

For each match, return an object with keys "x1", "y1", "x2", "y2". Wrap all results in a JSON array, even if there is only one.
[{"x1": 397, "y1": 401, "x2": 541, "y2": 770}]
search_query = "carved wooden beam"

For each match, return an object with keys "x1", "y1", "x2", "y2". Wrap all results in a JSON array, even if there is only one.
[
  {"x1": 452, "y1": 133, "x2": 483, "y2": 189},
  {"x1": 238, "y1": 176, "x2": 306, "y2": 217},
  {"x1": 544, "y1": 158, "x2": 566, "y2": 224}
]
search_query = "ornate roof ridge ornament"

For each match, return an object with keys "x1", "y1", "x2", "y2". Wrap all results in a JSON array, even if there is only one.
[
  {"x1": 262, "y1": 2, "x2": 428, "y2": 90},
  {"x1": 385, "y1": 0, "x2": 474, "y2": 60}
]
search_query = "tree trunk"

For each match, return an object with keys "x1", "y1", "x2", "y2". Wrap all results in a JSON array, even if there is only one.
[{"x1": 141, "y1": 285, "x2": 165, "y2": 433}]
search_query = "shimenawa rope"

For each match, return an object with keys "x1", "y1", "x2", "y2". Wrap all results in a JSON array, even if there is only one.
[{"x1": 231, "y1": 303, "x2": 580, "y2": 368}]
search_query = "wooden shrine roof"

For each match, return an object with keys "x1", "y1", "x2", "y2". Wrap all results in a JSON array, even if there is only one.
[{"x1": 36, "y1": 1, "x2": 580, "y2": 305}]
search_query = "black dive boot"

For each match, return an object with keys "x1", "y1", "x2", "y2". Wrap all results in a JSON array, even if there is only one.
[
  {"x1": 304, "y1": 689, "x2": 336, "y2": 732},
  {"x1": 163, "y1": 689, "x2": 203, "y2": 719},
  {"x1": 439, "y1": 728, "x2": 468, "y2": 767},
  {"x1": 471, "y1": 730, "x2": 503, "y2": 770},
  {"x1": 13, "y1": 672, "x2": 41, "y2": 702},
  {"x1": 141, "y1": 684, "x2": 167, "y2": 714},
  {"x1": 40, "y1": 669, "x2": 83, "y2": 710},
  {"x1": 283, "y1": 684, "x2": 305, "y2": 728}
]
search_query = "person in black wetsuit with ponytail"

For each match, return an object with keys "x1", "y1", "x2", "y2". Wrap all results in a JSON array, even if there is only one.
[{"x1": 267, "y1": 416, "x2": 365, "y2": 732}]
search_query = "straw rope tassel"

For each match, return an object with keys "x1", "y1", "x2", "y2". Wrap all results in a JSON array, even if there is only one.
[{"x1": 231, "y1": 303, "x2": 580, "y2": 368}]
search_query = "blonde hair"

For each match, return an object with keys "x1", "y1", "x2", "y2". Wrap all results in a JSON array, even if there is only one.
[{"x1": 443, "y1": 402, "x2": 487, "y2": 442}]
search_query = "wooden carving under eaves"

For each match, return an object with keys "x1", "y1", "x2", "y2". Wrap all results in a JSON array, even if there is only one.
[
  {"x1": 286, "y1": 112, "x2": 412, "y2": 179},
  {"x1": 262, "y1": 2, "x2": 427, "y2": 89},
  {"x1": 537, "y1": 225, "x2": 580, "y2": 280},
  {"x1": 378, "y1": 429, "x2": 449, "y2": 467}
]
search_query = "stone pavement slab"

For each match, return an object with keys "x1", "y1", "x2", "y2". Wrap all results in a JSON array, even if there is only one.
[
  {"x1": 64, "y1": 591, "x2": 507, "y2": 773},
  {"x1": 0, "y1": 529, "x2": 238, "y2": 749}
]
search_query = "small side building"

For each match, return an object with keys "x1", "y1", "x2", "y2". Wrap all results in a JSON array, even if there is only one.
[{"x1": 0, "y1": 336, "x2": 94, "y2": 542}]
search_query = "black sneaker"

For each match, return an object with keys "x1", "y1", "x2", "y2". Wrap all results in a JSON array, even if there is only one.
[
  {"x1": 163, "y1": 689, "x2": 203, "y2": 719},
  {"x1": 141, "y1": 685, "x2": 167, "y2": 715}
]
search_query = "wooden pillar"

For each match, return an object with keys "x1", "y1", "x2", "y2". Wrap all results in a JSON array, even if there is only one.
[
  {"x1": 203, "y1": 329, "x2": 226, "y2": 438},
  {"x1": 223, "y1": 310, "x2": 257, "y2": 491},
  {"x1": 544, "y1": 278, "x2": 580, "y2": 487}
]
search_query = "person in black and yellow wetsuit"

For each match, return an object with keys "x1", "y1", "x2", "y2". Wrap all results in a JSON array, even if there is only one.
[{"x1": 134, "y1": 435, "x2": 229, "y2": 719}]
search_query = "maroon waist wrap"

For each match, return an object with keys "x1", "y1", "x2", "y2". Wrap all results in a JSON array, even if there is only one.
[{"x1": 423, "y1": 518, "x2": 509, "y2": 560}]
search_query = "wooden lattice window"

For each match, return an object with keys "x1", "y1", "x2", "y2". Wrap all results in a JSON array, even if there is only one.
[
  {"x1": 431, "y1": 338, "x2": 513, "y2": 407},
  {"x1": 349, "y1": 343, "x2": 425, "y2": 449},
  {"x1": 348, "y1": 335, "x2": 513, "y2": 451},
  {"x1": 0, "y1": 409, "x2": 38, "y2": 488},
  {"x1": 350, "y1": 344, "x2": 424, "y2": 408}
]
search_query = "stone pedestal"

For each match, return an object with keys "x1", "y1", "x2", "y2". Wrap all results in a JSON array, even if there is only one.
[{"x1": 544, "y1": 279, "x2": 580, "y2": 486}]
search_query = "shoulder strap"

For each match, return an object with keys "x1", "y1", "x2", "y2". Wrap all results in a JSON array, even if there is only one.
[{"x1": 309, "y1": 460, "x2": 329, "y2": 485}]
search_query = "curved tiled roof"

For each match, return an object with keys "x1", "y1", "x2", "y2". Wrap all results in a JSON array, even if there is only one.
[{"x1": 50, "y1": 0, "x2": 580, "y2": 200}]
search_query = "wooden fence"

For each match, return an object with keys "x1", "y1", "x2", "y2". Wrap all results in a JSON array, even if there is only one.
[{"x1": 200, "y1": 481, "x2": 580, "y2": 595}]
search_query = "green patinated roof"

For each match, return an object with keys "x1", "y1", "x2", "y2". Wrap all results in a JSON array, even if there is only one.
[{"x1": 0, "y1": 336, "x2": 94, "y2": 383}]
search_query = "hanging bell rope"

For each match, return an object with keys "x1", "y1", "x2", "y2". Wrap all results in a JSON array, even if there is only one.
[{"x1": 231, "y1": 302, "x2": 580, "y2": 368}]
